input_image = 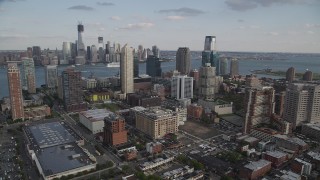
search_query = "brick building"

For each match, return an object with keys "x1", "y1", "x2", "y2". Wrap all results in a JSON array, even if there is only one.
[
  {"x1": 262, "y1": 151, "x2": 288, "y2": 168},
  {"x1": 103, "y1": 114, "x2": 127, "y2": 146},
  {"x1": 146, "y1": 142, "x2": 163, "y2": 154},
  {"x1": 291, "y1": 158, "x2": 312, "y2": 175},
  {"x1": 239, "y1": 159, "x2": 272, "y2": 180},
  {"x1": 187, "y1": 104, "x2": 203, "y2": 121}
]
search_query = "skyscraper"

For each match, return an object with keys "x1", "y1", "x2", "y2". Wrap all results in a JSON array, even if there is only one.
[
  {"x1": 283, "y1": 83, "x2": 320, "y2": 128},
  {"x1": 303, "y1": 70, "x2": 313, "y2": 81},
  {"x1": 171, "y1": 75, "x2": 193, "y2": 100},
  {"x1": 62, "y1": 68, "x2": 87, "y2": 112},
  {"x1": 45, "y1": 65, "x2": 58, "y2": 88},
  {"x1": 61, "y1": 42, "x2": 71, "y2": 65},
  {"x1": 176, "y1": 47, "x2": 191, "y2": 75},
  {"x1": 120, "y1": 44, "x2": 134, "y2": 95},
  {"x1": 21, "y1": 57, "x2": 36, "y2": 94},
  {"x1": 32, "y1": 46, "x2": 41, "y2": 66},
  {"x1": 204, "y1": 36, "x2": 216, "y2": 51},
  {"x1": 86, "y1": 46, "x2": 91, "y2": 61},
  {"x1": 98, "y1": 37, "x2": 105, "y2": 62},
  {"x1": 76, "y1": 23, "x2": 86, "y2": 65},
  {"x1": 230, "y1": 58, "x2": 239, "y2": 77},
  {"x1": 199, "y1": 65, "x2": 218, "y2": 100},
  {"x1": 7, "y1": 63, "x2": 24, "y2": 120},
  {"x1": 91, "y1": 45, "x2": 98, "y2": 63},
  {"x1": 152, "y1": 45, "x2": 160, "y2": 58},
  {"x1": 243, "y1": 87, "x2": 275, "y2": 134},
  {"x1": 286, "y1": 67, "x2": 295, "y2": 83},
  {"x1": 146, "y1": 55, "x2": 162, "y2": 77},
  {"x1": 220, "y1": 57, "x2": 228, "y2": 75},
  {"x1": 134, "y1": 54, "x2": 139, "y2": 77},
  {"x1": 201, "y1": 36, "x2": 220, "y2": 75}
]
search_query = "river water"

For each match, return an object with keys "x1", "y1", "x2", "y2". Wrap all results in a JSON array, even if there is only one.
[{"x1": 1, "y1": 55, "x2": 320, "y2": 98}]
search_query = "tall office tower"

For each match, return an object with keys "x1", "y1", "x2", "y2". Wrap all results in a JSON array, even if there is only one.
[
  {"x1": 286, "y1": 67, "x2": 295, "y2": 83},
  {"x1": 152, "y1": 45, "x2": 160, "y2": 58},
  {"x1": 109, "y1": 46, "x2": 115, "y2": 62},
  {"x1": 91, "y1": 45, "x2": 98, "y2": 63},
  {"x1": 76, "y1": 23, "x2": 86, "y2": 65},
  {"x1": 137, "y1": 45, "x2": 144, "y2": 61},
  {"x1": 27, "y1": 47, "x2": 33, "y2": 58},
  {"x1": 21, "y1": 57, "x2": 36, "y2": 93},
  {"x1": 142, "y1": 48, "x2": 148, "y2": 60},
  {"x1": 120, "y1": 44, "x2": 134, "y2": 95},
  {"x1": 303, "y1": 70, "x2": 313, "y2": 81},
  {"x1": 45, "y1": 65, "x2": 58, "y2": 88},
  {"x1": 62, "y1": 68, "x2": 87, "y2": 112},
  {"x1": 190, "y1": 69, "x2": 199, "y2": 90},
  {"x1": 171, "y1": 75, "x2": 193, "y2": 100},
  {"x1": 62, "y1": 42, "x2": 72, "y2": 65},
  {"x1": 115, "y1": 43, "x2": 121, "y2": 62},
  {"x1": 283, "y1": 83, "x2": 320, "y2": 128},
  {"x1": 176, "y1": 47, "x2": 191, "y2": 75},
  {"x1": 98, "y1": 37, "x2": 105, "y2": 62},
  {"x1": 230, "y1": 58, "x2": 239, "y2": 77},
  {"x1": 243, "y1": 87, "x2": 275, "y2": 134},
  {"x1": 105, "y1": 42, "x2": 110, "y2": 62},
  {"x1": 146, "y1": 48, "x2": 153, "y2": 57},
  {"x1": 7, "y1": 63, "x2": 24, "y2": 120},
  {"x1": 220, "y1": 57, "x2": 228, "y2": 75},
  {"x1": 71, "y1": 43, "x2": 77, "y2": 63},
  {"x1": 103, "y1": 114, "x2": 128, "y2": 146},
  {"x1": 199, "y1": 65, "x2": 218, "y2": 100},
  {"x1": 146, "y1": 55, "x2": 162, "y2": 77},
  {"x1": 134, "y1": 54, "x2": 139, "y2": 77},
  {"x1": 201, "y1": 36, "x2": 220, "y2": 75},
  {"x1": 275, "y1": 91, "x2": 285, "y2": 117},
  {"x1": 86, "y1": 46, "x2": 91, "y2": 61},
  {"x1": 32, "y1": 46, "x2": 41, "y2": 66}
]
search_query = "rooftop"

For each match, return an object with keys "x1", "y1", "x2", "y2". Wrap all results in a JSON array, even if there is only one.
[
  {"x1": 244, "y1": 159, "x2": 271, "y2": 171},
  {"x1": 280, "y1": 170, "x2": 301, "y2": 180},
  {"x1": 25, "y1": 121, "x2": 80, "y2": 149},
  {"x1": 308, "y1": 151, "x2": 320, "y2": 161},
  {"x1": 137, "y1": 107, "x2": 176, "y2": 119},
  {"x1": 303, "y1": 122, "x2": 320, "y2": 131},
  {"x1": 80, "y1": 109, "x2": 113, "y2": 122},
  {"x1": 264, "y1": 151, "x2": 287, "y2": 158}
]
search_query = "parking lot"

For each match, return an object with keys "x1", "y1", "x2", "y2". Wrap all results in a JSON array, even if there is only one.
[{"x1": 0, "y1": 127, "x2": 22, "y2": 180}]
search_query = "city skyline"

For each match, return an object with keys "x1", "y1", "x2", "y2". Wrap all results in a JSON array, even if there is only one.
[{"x1": 0, "y1": 0, "x2": 319, "y2": 53}]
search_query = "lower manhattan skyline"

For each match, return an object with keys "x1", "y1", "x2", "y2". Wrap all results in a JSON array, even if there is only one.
[{"x1": 0, "y1": 0, "x2": 319, "y2": 53}]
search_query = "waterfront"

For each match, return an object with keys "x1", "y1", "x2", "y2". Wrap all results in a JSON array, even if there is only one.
[{"x1": 0, "y1": 54, "x2": 320, "y2": 98}]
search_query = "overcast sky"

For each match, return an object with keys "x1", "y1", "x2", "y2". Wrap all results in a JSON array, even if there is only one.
[{"x1": 0, "y1": 0, "x2": 319, "y2": 53}]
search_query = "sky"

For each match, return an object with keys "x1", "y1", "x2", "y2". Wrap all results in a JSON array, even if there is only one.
[{"x1": 0, "y1": 0, "x2": 319, "y2": 53}]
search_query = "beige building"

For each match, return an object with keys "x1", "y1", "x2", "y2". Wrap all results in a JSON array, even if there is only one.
[
  {"x1": 135, "y1": 107, "x2": 178, "y2": 139},
  {"x1": 120, "y1": 44, "x2": 134, "y2": 95}
]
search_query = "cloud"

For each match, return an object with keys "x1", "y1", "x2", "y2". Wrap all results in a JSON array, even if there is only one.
[
  {"x1": 249, "y1": 25, "x2": 260, "y2": 29},
  {"x1": 267, "y1": 32, "x2": 279, "y2": 36},
  {"x1": 119, "y1": 22, "x2": 154, "y2": 30},
  {"x1": 110, "y1": 16, "x2": 121, "y2": 21},
  {"x1": 98, "y1": 27, "x2": 105, "y2": 31},
  {"x1": 0, "y1": 34, "x2": 28, "y2": 40},
  {"x1": 165, "y1": 16, "x2": 185, "y2": 21},
  {"x1": 158, "y1": 7, "x2": 205, "y2": 16},
  {"x1": 307, "y1": 30, "x2": 315, "y2": 34},
  {"x1": 97, "y1": 2, "x2": 114, "y2": 6},
  {"x1": 68, "y1": 5, "x2": 94, "y2": 11},
  {"x1": 305, "y1": 23, "x2": 320, "y2": 28},
  {"x1": 238, "y1": 19, "x2": 244, "y2": 22},
  {"x1": 225, "y1": 0, "x2": 313, "y2": 11}
]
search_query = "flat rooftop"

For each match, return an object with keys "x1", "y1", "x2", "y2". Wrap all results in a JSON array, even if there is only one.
[
  {"x1": 80, "y1": 109, "x2": 113, "y2": 122},
  {"x1": 137, "y1": 107, "x2": 176, "y2": 119},
  {"x1": 25, "y1": 121, "x2": 81, "y2": 149},
  {"x1": 245, "y1": 159, "x2": 271, "y2": 171},
  {"x1": 37, "y1": 142, "x2": 95, "y2": 176},
  {"x1": 264, "y1": 151, "x2": 287, "y2": 158}
]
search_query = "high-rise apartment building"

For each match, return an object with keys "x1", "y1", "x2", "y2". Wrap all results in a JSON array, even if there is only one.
[
  {"x1": 230, "y1": 58, "x2": 239, "y2": 77},
  {"x1": 91, "y1": 45, "x2": 98, "y2": 63},
  {"x1": 135, "y1": 107, "x2": 178, "y2": 139},
  {"x1": 32, "y1": 46, "x2": 41, "y2": 66},
  {"x1": 103, "y1": 114, "x2": 127, "y2": 146},
  {"x1": 134, "y1": 55, "x2": 139, "y2": 77},
  {"x1": 21, "y1": 57, "x2": 36, "y2": 93},
  {"x1": 303, "y1": 70, "x2": 313, "y2": 81},
  {"x1": 7, "y1": 63, "x2": 24, "y2": 120},
  {"x1": 199, "y1": 66, "x2": 219, "y2": 100},
  {"x1": 176, "y1": 47, "x2": 191, "y2": 75},
  {"x1": 243, "y1": 87, "x2": 275, "y2": 134},
  {"x1": 120, "y1": 44, "x2": 134, "y2": 95},
  {"x1": 45, "y1": 65, "x2": 58, "y2": 88},
  {"x1": 62, "y1": 68, "x2": 87, "y2": 112},
  {"x1": 275, "y1": 92, "x2": 285, "y2": 117},
  {"x1": 286, "y1": 67, "x2": 295, "y2": 83},
  {"x1": 220, "y1": 57, "x2": 228, "y2": 75},
  {"x1": 27, "y1": 47, "x2": 33, "y2": 58},
  {"x1": 283, "y1": 83, "x2": 320, "y2": 128},
  {"x1": 171, "y1": 75, "x2": 193, "y2": 100},
  {"x1": 146, "y1": 55, "x2": 162, "y2": 77},
  {"x1": 190, "y1": 69, "x2": 199, "y2": 90}
]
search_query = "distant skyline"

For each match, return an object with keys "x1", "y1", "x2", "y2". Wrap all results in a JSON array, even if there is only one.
[{"x1": 0, "y1": 0, "x2": 319, "y2": 53}]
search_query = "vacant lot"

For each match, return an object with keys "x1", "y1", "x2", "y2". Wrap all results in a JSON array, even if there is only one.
[{"x1": 179, "y1": 121, "x2": 222, "y2": 139}]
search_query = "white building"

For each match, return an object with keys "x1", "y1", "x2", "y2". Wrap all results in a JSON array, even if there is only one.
[
  {"x1": 120, "y1": 44, "x2": 134, "y2": 95},
  {"x1": 284, "y1": 83, "x2": 320, "y2": 128},
  {"x1": 45, "y1": 65, "x2": 58, "y2": 88},
  {"x1": 171, "y1": 75, "x2": 193, "y2": 100},
  {"x1": 79, "y1": 109, "x2": 113, "y2": 134}
]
